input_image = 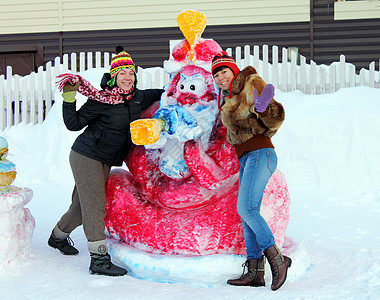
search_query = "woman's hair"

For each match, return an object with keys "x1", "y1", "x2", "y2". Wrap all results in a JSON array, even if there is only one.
[{"x1": 212, "y1": 66, "x2": 230, "y2": 76}]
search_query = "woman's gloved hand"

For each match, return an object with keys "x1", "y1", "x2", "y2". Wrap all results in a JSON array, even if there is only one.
[
  {"x1": 62, "y1": 82, "x2": 81, "y2": 103},
  {"x1": 254, "y1": 83, "x2": 275, "y2": 113},
  {"x1": 63, "y1": 81, "x2": 81, "y2": 93}
]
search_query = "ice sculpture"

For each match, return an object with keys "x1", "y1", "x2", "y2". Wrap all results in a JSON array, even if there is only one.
[
  {"x1": 0, "y1": 137, "x2": 34, "y2": 271},
  {"x1": 0, "y1": 136, "x2": 16, "y2": 193},
  {"x1": 105, "y1": 10, "x2": 290, "y2": 257}
]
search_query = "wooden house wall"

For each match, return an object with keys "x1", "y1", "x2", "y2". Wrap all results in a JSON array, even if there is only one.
[
  {"x1": 0, "y1": 1, "x2": 379, "y2": 76},
  {"x1": 0, "y1": 0, "x2": 309, "y2": 34},
  {"x1": 312, "y1": 0, "x2": 380, "y2": 70}
]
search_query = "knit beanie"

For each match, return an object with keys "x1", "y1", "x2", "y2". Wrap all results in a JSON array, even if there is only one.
[
  {"x1": 211, "y1": 51, "x2": 240, "y2": 78},
  {"x1": 107, "y1": 46, "x2": 136, "y2": 87},
  {"x1": 211, "y1": 51, "x2": 240, "y2": 110}
]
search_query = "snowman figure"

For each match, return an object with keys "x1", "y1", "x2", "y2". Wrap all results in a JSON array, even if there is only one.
[
  {"x1": 105, "y1": 10, "x2": 291, "y2": 257},
  {"x1": 145, "y1": 64, "x2": 220, "y2": 178}
]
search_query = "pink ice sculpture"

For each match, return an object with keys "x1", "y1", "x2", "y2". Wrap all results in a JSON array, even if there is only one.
[
  {"x1": 0, "y1": 188, "x2": 34, "y2": 269},
  {"x1": 0, "y1": 137, "x2": 35, "y2": 270},
  {"x1": 105, "y1": 19, "x2": 290, "y2": 256}
]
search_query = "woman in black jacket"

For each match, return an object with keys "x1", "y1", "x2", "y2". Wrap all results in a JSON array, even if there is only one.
[{"x1": 48, "y1": 47, "x2": 164, "y2": 276}]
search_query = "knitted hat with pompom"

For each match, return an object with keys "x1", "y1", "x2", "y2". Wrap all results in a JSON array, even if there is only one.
[
  {"x1": 211, "y1": 51, "x2": 240, "y2": 78},
  {"x1": 107, "y1": 46, "x2": 136, "y2": 86}
]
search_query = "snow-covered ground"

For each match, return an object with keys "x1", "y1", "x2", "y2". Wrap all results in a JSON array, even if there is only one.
[{"x1": 0, "y1": 68, "x2": 379, "y2": 299}]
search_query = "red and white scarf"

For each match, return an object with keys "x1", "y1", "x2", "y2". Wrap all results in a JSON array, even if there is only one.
[{"x1": 56, "y1": 73, "x2": 135, "y2": 104}]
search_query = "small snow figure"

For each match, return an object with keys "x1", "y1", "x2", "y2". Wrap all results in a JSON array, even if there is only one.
[{"x1": 0, "y1": 136, "x2": 35, "y2": 271}]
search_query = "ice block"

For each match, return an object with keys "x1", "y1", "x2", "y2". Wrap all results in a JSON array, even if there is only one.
[
  {"x1": 130, "y1": 119, "x2": 166, "y2": 145},
  {"x1": 177, "y1": 10, "x2": 207, "y2": 61}
]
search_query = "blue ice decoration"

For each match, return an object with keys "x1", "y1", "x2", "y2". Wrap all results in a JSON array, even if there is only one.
[
  {"x1": 0, "y1": 160, "x2": 16, "y2": 173},
  {"x1": 0, "y1": 137, "x2": 8, "y2": 149},
  {"x1": 149, "y1": 105, "x2": 203, "y2": 178},
  {"x1": 153, "y1": 105, "x2": 199, "y2": 137}
]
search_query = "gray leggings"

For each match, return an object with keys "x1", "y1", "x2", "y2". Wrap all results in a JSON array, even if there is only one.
[{"x1": 57, "y1": 150, "x2": 111, "y2": 242}]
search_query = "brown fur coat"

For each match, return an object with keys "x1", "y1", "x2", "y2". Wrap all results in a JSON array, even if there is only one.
[{"x1": 220, "y1": 66, "x2": 285, "y2": 146}]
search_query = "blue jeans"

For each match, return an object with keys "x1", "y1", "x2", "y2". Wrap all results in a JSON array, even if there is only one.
[{"x1": 237, "y1": 148, "x2": 277, "y2": 259}]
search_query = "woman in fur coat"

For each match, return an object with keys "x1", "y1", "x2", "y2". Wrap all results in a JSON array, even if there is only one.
[{"x1": 211, "y1": 51, "x2": 291, "y2": 291}]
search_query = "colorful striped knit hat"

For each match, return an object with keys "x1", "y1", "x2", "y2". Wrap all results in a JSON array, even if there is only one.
[
  {"x1": 107, "y1": 46, "x2": 136, "y2": 86},
  {"x1": 211, "y1": 51, "x2": 240, "y2": 78}
]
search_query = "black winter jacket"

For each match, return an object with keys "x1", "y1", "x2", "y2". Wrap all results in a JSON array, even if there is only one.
[{"x1": 63, "y1": 87, "x2": 163, "y2": 166}]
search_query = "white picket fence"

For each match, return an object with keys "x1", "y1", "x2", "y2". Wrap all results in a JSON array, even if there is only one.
[{"x1": 0, "y1": 44, "x2": 379, "y2": 130}]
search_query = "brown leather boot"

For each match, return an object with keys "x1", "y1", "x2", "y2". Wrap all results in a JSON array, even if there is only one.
[
  {"x1": 264, "y1": 244, "x2": 292, "y2": 290},
  {"x1": 227, "y1": 258, "x2": 265, "y2": 287}
]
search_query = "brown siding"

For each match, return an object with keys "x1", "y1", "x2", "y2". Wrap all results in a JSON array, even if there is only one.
[
  {"x1": 312, "y1": 0, "x2": 380, "y2": 70},
  {"x1": 60, "y1": 28, "x2": 184, "y2": 68},
  {"x1": 0, "y1": 32, "x2": 60, "y2": 66},
  {"x1": 313, "y1": 18, "x2": 380, "y2": 69},
  {"x1": 60, "y1": 23, "x2": 311, "y2": 68},
  {"x1": 204, "y1": 22, "x2": 311, "y2": 62}
]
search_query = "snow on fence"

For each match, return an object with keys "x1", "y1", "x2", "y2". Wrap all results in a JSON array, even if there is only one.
[{"x1": 0, "y1": 45, "x2": 379, "y2": 130}]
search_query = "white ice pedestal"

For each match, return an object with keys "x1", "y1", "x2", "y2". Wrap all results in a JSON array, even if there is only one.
[
  {"x1": 108, "y1": 236, "x2": 310, "y2": 287},
  {"x1": 0, "y1": 187, "x2": 35, "y2": 272}
]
